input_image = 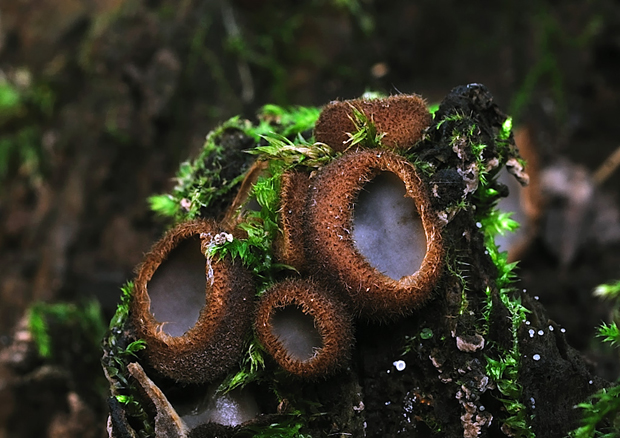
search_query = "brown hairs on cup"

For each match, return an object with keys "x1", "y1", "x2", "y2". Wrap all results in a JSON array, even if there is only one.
[
  {"x1": 306, "y1": 149, "x2": 444, "y2": 318},
  {"x1": 255, "y1": 279, "x2": 353, "y2": 378},
  {"x1": 130, "y1": 220, "x2": 254, "y2": 384},
  {"x1": 314, "y1": 94, "x2": 431, "y2": 152}
]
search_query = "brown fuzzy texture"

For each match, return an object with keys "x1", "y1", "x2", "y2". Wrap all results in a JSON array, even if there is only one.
[
  {"x1": 130, "y1": 220, "x2": 254, "y2": 384},
  {"x1": 305, "y1": 149, "x2": 444, "y2": 319},
  {"x1": 255, "y1": 279, "x2": 353, "y2": 378},
  {"x1": 314, "y1": 95, "x2": 431, "y2": 152},
  {"x1": 273, "y1": 171, "x2": 310, "y2": 272}
]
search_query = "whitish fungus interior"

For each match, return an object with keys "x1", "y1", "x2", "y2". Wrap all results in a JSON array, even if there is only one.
[
  {"x1": 174, "y1": 385, "x2": 260, "y2": 429},
  {"x1": 148, "y1": 236, "x2": 206, "y2": 337},
  {"x1": 352, "y1": 172, "x2": 427, "y2": 280},
  {"x1": 271, "y1": 306, "x2": 323, "y2": 362}
]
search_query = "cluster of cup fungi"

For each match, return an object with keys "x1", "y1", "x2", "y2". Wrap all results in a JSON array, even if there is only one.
[
  {"x1": 131, "y1": 94, "x2": 442, "y2": 381},
  {"x1": 104, "y1": 86, "x2": 528, "y2": 437}
]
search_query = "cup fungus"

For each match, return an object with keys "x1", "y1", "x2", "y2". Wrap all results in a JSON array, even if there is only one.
[
  {"x1": 130, "y1": 220, "x2": 254, "y2": 384},
  {"x1": 172, "y1": 384, "x2": 261, "y2": 430},
  {"x1": 306, "y1": 149, "x2": 444, "y2": 318},
  {"x1": 314, "y1": 94, "x2": 431, "y2": 152},
  {"x1": 255, "y1": 279, "x2": 353, "y2": 378}
]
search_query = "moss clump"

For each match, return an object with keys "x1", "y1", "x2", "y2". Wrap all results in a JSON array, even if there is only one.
[
  {"x1": 148, "y1": 105, "x2": 321, "y2": 223},
  {"x1": 102, "y1": 282, "x2": 153, "y2": 437},
  {"x1": 28, "y1": 300, "x2": 105, "y2": 360}
]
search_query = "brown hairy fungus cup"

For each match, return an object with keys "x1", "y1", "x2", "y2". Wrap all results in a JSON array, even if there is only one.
[
  {"x1": 130, "y1": 220, "x2": 254, "y2": 384},
  {"x1": 255, "y1": 279, "x2": 353, "y2": 378},
  {"x1": 306, "y1": 149, "x2": 444, "y2": 318},
  {"x1": 314, "y1": 94, "x2": 431, "y2": 152},
  {"x1": 273, "y1": 170, "x2": 310, "y2": 272}
]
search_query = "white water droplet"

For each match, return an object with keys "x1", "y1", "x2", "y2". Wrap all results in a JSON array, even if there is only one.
[{"x1": 393, "y1": 360, "x2": 406, "y2": 371}]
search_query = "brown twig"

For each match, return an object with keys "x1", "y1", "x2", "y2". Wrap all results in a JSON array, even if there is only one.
[{"x1": 593, "y1": 145, "x2": 620, "y2": 185}]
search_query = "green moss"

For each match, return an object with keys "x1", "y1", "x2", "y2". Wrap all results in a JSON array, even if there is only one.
[
  {"x1": 243, "y1": 413, "x2": 311, "y2": 438},
  {"x1": 594, "y1": 280, "x2": 620, "y2": 300},
  {"x1": 0, "y1": 81, "x2": 21, "y2": 114},
  {"x1": 344, "y1": 105, "x2": 384, "y2": 149},
  {"x1": 209, "y1": 157, "x2": 289, "y2": 286},
  {"x1": 598, "y1": 322, "x2": 620, "y2": 348},
  {"x1": 446, "y1": 249, "x2": 472, "y2": 315},
  {"x1": 499, "y1": 117, "x2": 513, "y2": 141},
  {"x1": 250, "y1": 132, "x2": 336, "y2": 168},
  {"x1": 148, "y1": 117, "x2": 253, "y2": 222},
  {"x1": 103, "y1": 282, "x2": 153, "y2": 437},
  {"x1": 570, "y1": 278, "x2": 620, "y2": 437},
  {"x1": 0, "y1": 75, "x2": 55, "y2": 185},
  {"x1": 570, "y1": 385, "x2": 620, "y2": 438},
  {"x1": 481, "y1": 208, "x2": 533, "y2": 437},
  {"x1": 149, "y1": 105, "x2": 322, "y2": 223},
  {"x1": 427, "y1": 102, "x2": 440, "y2": 115},
  {"x1": 28, "y1": 300, "x2": 105, "y2": 360},
  {"x1": 256, "y1": 104, "x2": 321, "y2": 138}
]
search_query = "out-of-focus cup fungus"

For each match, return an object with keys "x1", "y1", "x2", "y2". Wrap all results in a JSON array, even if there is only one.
[{"x1": 495, "y1": 126, "x2": 542, "y2": 261}]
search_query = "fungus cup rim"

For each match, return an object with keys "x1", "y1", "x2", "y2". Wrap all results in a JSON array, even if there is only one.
[
  {"x1": 255, "y1": 279, "x2": 353, "y2": 378},
  {"x1": 307, "y1": 149, "x2": 445, "y2": 318},
  {"x1": 131, "y1": 219, "x2": 254, "y2": 383}
]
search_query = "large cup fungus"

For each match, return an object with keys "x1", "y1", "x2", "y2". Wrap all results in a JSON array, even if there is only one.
[
  {"x1": 306, "y1": 149, "x2": 444, "y2": 318},
  {"x1": 130, "y1": 220, "x2": 254, "y2": 384}
]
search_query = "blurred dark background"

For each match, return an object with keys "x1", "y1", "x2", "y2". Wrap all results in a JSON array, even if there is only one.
[{"x1": 1, "y1": 0, "x2": 619, "y2": 436}]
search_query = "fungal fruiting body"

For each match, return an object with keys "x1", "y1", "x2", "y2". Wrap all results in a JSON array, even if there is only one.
[
  {"x1": 255, "y1": 279, "x2": 353, "y2": 378},
  {"x1": 314, "y1": 94, "x2": 431, "y2": 152},
  {"x1": 306, "y1": 149, "x2": 444, "y2": 318},
  {"x1": 172, "y1": 384, "x2": 261, "y2": 430},
  {"x1": 104, "y1": 93, "x2": 499, "y2": 437},
  {"x1": 130, "y1": 220, "x2": 254, "y2": 383}
]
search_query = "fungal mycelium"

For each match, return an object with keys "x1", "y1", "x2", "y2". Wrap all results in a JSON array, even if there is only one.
[{"x1": 103, "y1": 86, "x2": 600, "y2": 437}]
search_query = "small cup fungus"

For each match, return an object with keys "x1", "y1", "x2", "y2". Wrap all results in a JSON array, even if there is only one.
[{"x1": 255, "y1": 279, "x2": 353, "y2": 378}]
